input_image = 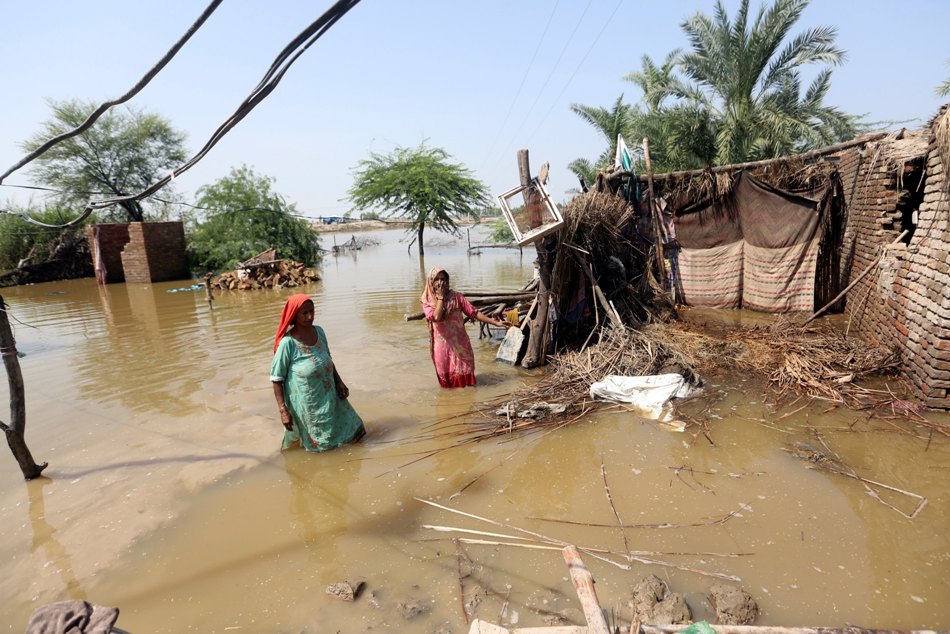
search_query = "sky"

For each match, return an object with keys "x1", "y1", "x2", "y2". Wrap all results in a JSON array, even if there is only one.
[{"x1": 1, "y1": 0, "x2": 948, "y2": 220}]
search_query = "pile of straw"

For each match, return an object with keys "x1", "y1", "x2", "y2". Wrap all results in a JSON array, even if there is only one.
[{"x1": 442, "y1": 318, "x2": 931, "y2": 447}]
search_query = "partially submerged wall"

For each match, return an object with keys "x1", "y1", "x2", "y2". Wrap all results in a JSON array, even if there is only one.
[
  {"x1": 839, "y1": 108, "x2": 950, "y2": 408},
  {"x1": 87, "y1": 221, "x2": 189, "y2": 284}
]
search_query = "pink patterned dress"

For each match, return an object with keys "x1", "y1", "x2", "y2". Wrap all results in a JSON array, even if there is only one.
[{"x1": 422, "y1": 292, "x2": 479, "y2": 388}]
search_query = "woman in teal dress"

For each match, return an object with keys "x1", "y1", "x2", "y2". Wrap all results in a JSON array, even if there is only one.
[{"x1": 270, "y1": 294, "x2": 365, "y2": 452}]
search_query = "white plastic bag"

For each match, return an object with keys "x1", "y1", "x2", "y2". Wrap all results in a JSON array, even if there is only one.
[{"x1": 589, "y1": 374, "x2": 695, "y2": 422}]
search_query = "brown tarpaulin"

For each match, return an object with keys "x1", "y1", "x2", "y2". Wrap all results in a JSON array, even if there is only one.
[{"x1": 673, "y1": 173, "x2": 824, "y2": 312}]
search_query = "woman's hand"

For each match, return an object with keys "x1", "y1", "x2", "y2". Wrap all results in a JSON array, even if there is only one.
[{"x1": 279, "y1": 407, "x2": 293, "y2": 430}]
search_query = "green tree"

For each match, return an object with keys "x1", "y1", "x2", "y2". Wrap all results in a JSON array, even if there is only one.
[
  {"x1": 187, "y1": 165, "x2": 321, "y2": 272},
  {"x1": 568, "y1": 91, "x2": 718, "y2": 183},
  {"x1": 488, "y1": 218, "x2": 514, "y2": 244},
  {"x1": 569, "y1": 95, "x2": 635, "y2": 176},
  {"x1": 348, "y1": 144, "x2": 490, "y2": 256},
  {"x1": 21, "y1": 99, "x2": 187, "y2": 223},
  {"x1": 0, "y1": 203, "x2": 91, "y2": 270},
  {"x1": 633, "y1": 0, "x2": 855, "y2": 164}
]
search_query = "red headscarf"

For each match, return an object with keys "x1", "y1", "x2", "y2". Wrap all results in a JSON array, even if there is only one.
[{"x1": 273, "y1": 294, "x2": 313, "y2": 353}]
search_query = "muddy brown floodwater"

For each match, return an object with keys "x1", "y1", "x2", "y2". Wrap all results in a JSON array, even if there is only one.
[{"x1": 0, "y1": 226, "x2": 947, "y2": 632}]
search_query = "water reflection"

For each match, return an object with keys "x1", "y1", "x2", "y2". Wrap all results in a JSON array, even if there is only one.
[
  {"x1": 283, "y1": 451, "x2": 361, "y2": 579},
  {"x1": 1, "y1": 227, "x2": 948, "y2": 631},
  {"x1": 71, "y1": 283, "x2": 203, "y2": 415},
  {"x1": 28, "y1": 478, "x2": 86, "y2": 601}
]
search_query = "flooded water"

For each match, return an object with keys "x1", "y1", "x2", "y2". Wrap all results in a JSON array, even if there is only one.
[{"x1": 0, "y1": 226, "x2": 947, "y2": 632}]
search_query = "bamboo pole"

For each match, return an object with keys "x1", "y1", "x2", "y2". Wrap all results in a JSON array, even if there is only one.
[
  {"x1": 642, "y1": 137, "x2": 667, "y2": 290},
  {"x1": 801, "y1": 230, "x2": 908, "y2": 326},
  {"x1": 562, "y1": 546, "x2": 611, "y2": 634},
  {"x1": 609, "y1": 133, "x2": 890, "y2": 184}
]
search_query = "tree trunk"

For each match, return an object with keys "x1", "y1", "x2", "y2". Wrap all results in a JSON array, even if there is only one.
[
  {"x1": 417, "y1": 225, "x2": 425, "y2": 257},
  {"x1": 120, "y1": 200, "x2": 144, "y2": 223},
  {"x1": 0, "y1": 296, "x2": 47, "y2": 480},
  {"x1": 518, "y1": 149, "x2": 552, "y2": 369}
]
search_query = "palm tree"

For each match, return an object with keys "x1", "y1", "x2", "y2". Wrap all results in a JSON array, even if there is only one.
[
  {"x1": 937, "y1": 58, "x2": 950, "y2": 97},
  {"x1": 632, "y1": 0, "x2": 856, "y2": 165},
  {"x1": 568, "y1": 95, "x2": 634, "y2": 177}
]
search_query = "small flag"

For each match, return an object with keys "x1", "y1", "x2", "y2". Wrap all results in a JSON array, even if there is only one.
[{"x1": 614, "y1": 134, "x2": 633, "y2": 170}]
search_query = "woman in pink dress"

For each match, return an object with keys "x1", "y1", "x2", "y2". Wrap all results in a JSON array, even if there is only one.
[{"x1": 421, "y1": 268, "x2": 507, "y2": 388}]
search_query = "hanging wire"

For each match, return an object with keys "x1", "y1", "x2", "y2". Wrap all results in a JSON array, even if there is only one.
[
  {"x1": 0, "y1": 0, "x2": 224, "y2": 186},
  {"x1": 524, "y1": 0, "x2": 624, "y2": 145},
  {"x1": 478, "y1": 0, "x2": 561, "y2": 170},
  {"x1": 499, "y1": 0, "x2": 595, "y2": 159},
  {"x1": 11, "y1": 0, "x2": 362, "y2": 230}
]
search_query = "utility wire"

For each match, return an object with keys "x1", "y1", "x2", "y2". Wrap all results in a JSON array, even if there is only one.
[
  {"x1": 16, "y1": 0, "x2": 362, "y2": 230},
  {"x1": 498, "y1": 0, "x2": 594, "y2": 162},
  {"x1": 0, "y1": 0, "x2": 224, "y2": 185},
  {"x1": 0, "y1": 182, "x2": 351, "y2": 220},
  {"x1": 478, "y1": 0, "x2": 560, "y2": 170},
  {"x1": 525, "y1": 0, "x2": 624, "y2": 145}
]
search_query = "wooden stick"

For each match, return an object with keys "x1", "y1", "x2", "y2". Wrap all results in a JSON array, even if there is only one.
[
  {"x1": 454, "y1": 538, "x2": 469, "y2": 624},
  {"x1": 610, "y1": 132, "x2": 890, "y2": 184},
  {"x1": 643, "y1": 137, "x2": 667, "y2": 291},
  {"x1": 579, "y1": 258, "x2": 622, "y2": 328},
  {"x1": 467, "y1": 619, "x2": 589, "y2": 634},
  {"x1": 600, "y1": 459, "x2": 631, "y2": 558},
  {"x1": 801, "y1": 230, "x2": 908, "y2": 325},
  {"x1": 415, "y1": 498, "x2": 740, "y2": 580},
  {"x1": 562, "y1": 545, "x2": 611, "y2": 634},
  {"x1": 404, "y1": 294, "x2": 535, "y2": 321}
]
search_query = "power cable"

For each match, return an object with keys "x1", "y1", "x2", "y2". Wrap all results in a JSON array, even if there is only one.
[
  {"x1": 0, "y1": 0, "x2": 224, "y2": 185},
  {"x1": 478, "y1": 0, "x2": 560, "y2": 170},
  {"x1": 0, "y1": 182, "x2": 351, "y2": 220},
  {"x1": 15, "y1": 0, "x2": 362, "y2": 230},
  {"x1": 497, "y1": 0, "x2": 594, "y2": 162},
  {"x1": 525, "y1": 0, "x2": 624, "y2": 145}
]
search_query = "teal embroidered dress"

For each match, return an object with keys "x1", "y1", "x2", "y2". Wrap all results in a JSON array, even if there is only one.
[{"x1": 270, "y1": 326, "x2": 365, "y2": 452}]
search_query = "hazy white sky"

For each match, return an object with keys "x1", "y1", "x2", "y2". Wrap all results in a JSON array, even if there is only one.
[{"x1": 1, "y1": 0, "x2": 947, "y2": 219}]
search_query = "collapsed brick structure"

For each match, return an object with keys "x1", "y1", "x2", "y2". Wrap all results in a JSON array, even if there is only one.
[
  {"x1": 837, "y1": 107, "x2": 950, "y2": 408},
  {"x1": 87, "y1": 221, "x2": 189, "y2": 284},
  {"x1": 607, "y1": 105, "x2": 950, "y2": 409}
]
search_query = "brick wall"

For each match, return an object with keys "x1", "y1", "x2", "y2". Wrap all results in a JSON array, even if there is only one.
[
  {"x1": 87, "y1": 224, "x2": 130, "y2": 283},
  {"x1": 143, "y1": 222, "x2": 190, "y2": 282},
  {"x1": 88, "y1": 221, "x2": 190, "y2": 284},
  {"x1": 840, "y1": 108, "x2": 950, "y2": 408}
]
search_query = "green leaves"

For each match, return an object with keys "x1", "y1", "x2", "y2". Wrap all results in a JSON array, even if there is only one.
[
  {"x1": 21, "y1": 99, "x2": 187, "y2": 223},
  {"x1": 187, "y1": 165, "x2": 321, "y2": 273},
  {"x1": 570, "y1": 0, "x2": 859, "y2": 180},
  {"x1": 348, "y1": 143, "x2": 489, "y2": 255}
]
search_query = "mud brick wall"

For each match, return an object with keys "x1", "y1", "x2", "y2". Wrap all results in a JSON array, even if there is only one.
[
  {"x1": 86, "y1": 224, "x2": 130, "y2": 283},
  {"x1": 839, "y1": 112, "x2": 950, "y2": 408},
  {"x1": 88, "y1": 221, "x2": 189, "y2": 284},
  {"x1": 121, "y1": 222, "x2": 189, "y2": 284}
]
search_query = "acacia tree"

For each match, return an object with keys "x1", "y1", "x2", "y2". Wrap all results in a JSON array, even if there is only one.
[
  {"x1": 348, "y1": 144, "x2": 490, "y2": 257},
  {"x1": 22, "y1": 99, "x2": 187, "y2": 223},
  {"x1": 187, "y1": 165, "x2": 321, "y2": 272}
]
